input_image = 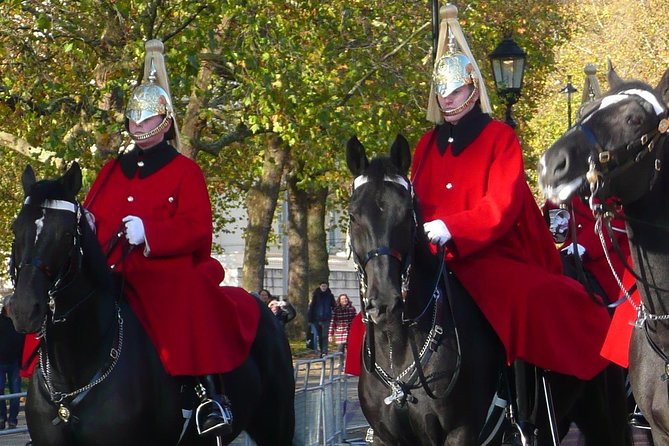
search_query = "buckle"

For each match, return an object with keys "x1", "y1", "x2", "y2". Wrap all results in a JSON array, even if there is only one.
[{"x1": 598, "y1": 151, "x2": 611, "y2": 163}]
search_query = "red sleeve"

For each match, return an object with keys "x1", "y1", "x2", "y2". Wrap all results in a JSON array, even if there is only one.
[{"x1": 442, "y1": 128, "x2": 526, "y2": 258}]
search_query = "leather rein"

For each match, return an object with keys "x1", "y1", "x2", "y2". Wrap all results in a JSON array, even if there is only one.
[
  {"x1": 576, "y1": 90, "x2": 669, "y2": 380},
  {"x1": 11, "y1": 198, "x2": 124, "y2": 425},
  {"x1": 349, "y1": 175, "x2": 462, "y2": 407}
]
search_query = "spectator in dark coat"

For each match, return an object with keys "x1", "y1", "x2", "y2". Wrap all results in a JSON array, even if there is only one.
[
  {"x1": 307, "y1": 282, "x2": 335, "y2": 357},
  {"x1": 0, "y1": 303, "x2": 24, "y2": 429},
  {"x1": 259, "y1": 289, "x2": 296, "y2": 330}
]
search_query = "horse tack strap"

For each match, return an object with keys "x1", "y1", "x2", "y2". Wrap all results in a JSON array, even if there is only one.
[{"x1": 39, "y1": 305, "x2": 124, "y2": 426}]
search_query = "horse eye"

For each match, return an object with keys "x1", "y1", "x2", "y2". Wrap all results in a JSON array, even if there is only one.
[{"x1": 626, "y1": 114, "x2": 642, "y2": 126}]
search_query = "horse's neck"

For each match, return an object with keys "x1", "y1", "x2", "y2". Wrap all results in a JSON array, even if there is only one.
[
  {"x1": 625, "y1": 187, "x2": 669, "y2": 320},
  {"x1": 46, "y1": 273, "x2": 117, "y2": 386}
]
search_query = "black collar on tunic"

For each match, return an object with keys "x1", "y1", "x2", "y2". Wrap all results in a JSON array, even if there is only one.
[
  {"x1": 119, "y1": 141, "x2": 178, "y2": 179},
  {"x1": 435, "y1": 104, "x2": 491, "y2": 156}
]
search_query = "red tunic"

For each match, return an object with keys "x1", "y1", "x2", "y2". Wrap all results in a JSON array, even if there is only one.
[
  {"x1": 600, "y1": 259, "x2": 639, "y2": 368},
  {"x1": 344, "y1": 312, "x2": 364, "y2": 376},
  {"x1": 84, "y1": 147, "x2": 259, "y2": 376},
  {"x1": 411, "y1": 120, "x2": 610, "y2": 380}
]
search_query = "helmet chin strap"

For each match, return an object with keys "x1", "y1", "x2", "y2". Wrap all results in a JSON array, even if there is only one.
[
  {"x1": 129, "y1": 115, "x2": 172, "y2": 141},
  {"x1": 439, "y1": 83, "x2": 479, "y2": 117}
]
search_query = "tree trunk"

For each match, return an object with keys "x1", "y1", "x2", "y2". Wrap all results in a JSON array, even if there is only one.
[
  {"x1": 286, "y1": 170, "x2": 309, "y2": 339},
  {"x1": 241, "y1": 135, "x2": 288, "y2": 292},
  {"x1": 179, "y1": 19, "x2": 230, "y2": 159},
  {"x1": 307, "y1": 186, "x2": 330, "y2": 297}
]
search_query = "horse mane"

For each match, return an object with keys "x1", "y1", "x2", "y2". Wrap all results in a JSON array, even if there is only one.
[{"x1": 79, "y1": 213, "x2": 115, "y2": 294}]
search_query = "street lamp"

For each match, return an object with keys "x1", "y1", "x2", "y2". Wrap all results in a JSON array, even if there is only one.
[
  {"x1": 559, "y1": 75, "x2": 578, "y2": 129},
  {"x1": 488, "y1": 35, "x2": 527, "y2": 128}
]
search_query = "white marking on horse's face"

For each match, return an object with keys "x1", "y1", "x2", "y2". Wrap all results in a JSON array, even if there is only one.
[
  {"x1": 34, "y1": 211, "x2": 45, "y2": 244},
  {"x1": 542, "y1": 177, "x2": 584, "y2": 204}
]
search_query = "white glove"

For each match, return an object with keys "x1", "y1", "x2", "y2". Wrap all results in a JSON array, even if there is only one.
[
  {"x1": 122, "y1": 215, "x2": 146, "y2": 246},
  {"x1": 423, "y1": 219, "x2": 451, "y2": 246},
  {"x1": 562, "y1": 243, "x2": 586, "y2": 257}
]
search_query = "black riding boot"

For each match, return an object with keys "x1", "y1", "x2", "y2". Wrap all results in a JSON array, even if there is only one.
[
  {"x1": 195, "y1": 375, "x2": 233, "y2": 437},
  {"x1": 503, "y1": 361, "x2": 538, "y2": 446}
]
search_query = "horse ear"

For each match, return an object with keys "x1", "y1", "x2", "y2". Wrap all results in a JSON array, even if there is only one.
[
  {"x1": 607, "y1": 59, "x2": 624, "y2": 90},
  {"x1": 21, "y1": 165, "x2": 36, "y2": 196},
  {"x1": 390, "y1": 134, "x2": 411, "y2": 176},
  {"x1": 654, "y1": 65, "x2": 669, "y2": 107},
  {"x1": 346, "y1": 136, "x2": 369, "y2": 176},
  {"x1": 60, "y1": 162, "x2": 83, "y2": 196}
]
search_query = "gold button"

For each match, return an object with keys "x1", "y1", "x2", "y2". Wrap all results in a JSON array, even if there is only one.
[
  {"x1": 127, "y1": 196, "x2": 134, "y2": 202},
  {"x1": 137, "y1": 161, "x2": 145, "y2": 167},
  {"x1": 168, "y1": 197, "x2": 174, "y2": 203},
  {"x1": 446, "y1": 183, "x2": 453, "y2": 189}
]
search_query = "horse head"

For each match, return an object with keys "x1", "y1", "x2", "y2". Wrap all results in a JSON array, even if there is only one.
[
  {"x1": 7, "y1": 163, "x2": 83, "y2": 333},
  {"x1": 539, "y1": 64, "x2": 669, "y2": 206},
  {"x1": 346, "y1": 134, "x2": 413, "y2": 325}
]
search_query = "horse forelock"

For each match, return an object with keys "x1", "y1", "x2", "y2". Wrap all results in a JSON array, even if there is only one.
[{"x1": 27, "y1": 177, "x2": 75, "y2": 204}]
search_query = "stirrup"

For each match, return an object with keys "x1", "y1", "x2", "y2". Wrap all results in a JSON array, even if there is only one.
[
  {"x1": 502, "y1": 421, "x2": 537, "y2": 446},
  {"x1": 629, "y1": 406, "x2": 651, "y2": 430},
  {"x1": 195, "y1": 398, "x2": 233, "y2": 437}
]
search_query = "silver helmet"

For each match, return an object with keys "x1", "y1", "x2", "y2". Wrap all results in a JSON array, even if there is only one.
[
  {"x1": 432, "y1": 52, "x2": 477, "y2": 98},
  {"x1": 125, "y1": 62, "x2": 174, "y2": 124}
]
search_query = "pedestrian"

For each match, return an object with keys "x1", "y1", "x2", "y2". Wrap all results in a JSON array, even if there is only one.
[
  {"x1": 259, "y1": 289, "x2": 296, "y2": 330},
  {"x1": 0, "y1": 302, "x2": 24, "y2": 430},
  {"x1": 328, "y1": 294, "x2": 357, "y2": 354},
  {"x1": 307, "y1": 282, "x2": 335, "y2": 357}
]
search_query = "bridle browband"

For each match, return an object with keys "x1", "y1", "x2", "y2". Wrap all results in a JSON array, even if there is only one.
[
  {"x1": 10, "y1": 198, "x2": 89, "y2": 323},
  {"x1": 576, "y1": 89, "x2": 669, "y2": 381},
  {"x1": 11, "y1": 196, "x2": 124, "y2": 425},
  {"x1": 578, "y1": 89, "x2": 669, "y2": 202},
  {"x1": 349, "y1": 174, "x2": 461, "y2": 406},
  {"x1": 349, "y1": 175, "x2": 415, "y2": 315}
]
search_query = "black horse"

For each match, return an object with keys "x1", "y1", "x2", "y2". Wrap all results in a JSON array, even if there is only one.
[
  {"x1": 5, "y1": 163, "x2": 295, "y2": 446},
  {"x1": 539, "y1": 64, "x2": 669, "y2": 445},
  {"x1": 347, "y1": 135, "x2": 505, "y2": 445},
  {"x1": 348, "y1": 134, "x2": 631, "y2": 446}
]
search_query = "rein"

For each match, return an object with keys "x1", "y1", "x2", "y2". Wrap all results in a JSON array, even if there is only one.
[
  {"x1": 350, "y1": 175, "x2": 461, "y2": 406},
  {"x1": 578, "y1": 94, "x2": 669, "y2": 380},
  {"x1": 13, "y1": 197, "x2": 126, "y2": 425}
]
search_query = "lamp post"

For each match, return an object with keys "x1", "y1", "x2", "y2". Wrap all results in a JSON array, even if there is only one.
[
  {"x1": 559, "y1": 75, "x2": 578, "y2": 129},
  {"x1": 488, "y1": 35, "x2": 527, "y2": 129}
]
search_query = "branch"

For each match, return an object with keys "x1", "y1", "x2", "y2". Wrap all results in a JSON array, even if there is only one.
[
  {"x1": 0, "y1": 132, "x2": 62, "y2": 168},
  {"x1": 192, "y1": 123, "x2": 264, "y2": 156},
  {"x1": 162, "y1": 4, "x2": 211, "y2": 43},
  {"x1": 339, "y1": 21, "x2": 430, "y2": 106}
]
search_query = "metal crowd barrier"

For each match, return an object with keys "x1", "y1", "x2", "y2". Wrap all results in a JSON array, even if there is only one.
[{"x1": 0, "y1": 391, "x2": 29, "y2": 436}]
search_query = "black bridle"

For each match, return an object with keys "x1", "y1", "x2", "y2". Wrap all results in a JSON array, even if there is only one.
[
  {"x1": 578, "y1": 91, "x2": 669, "y2": 201},
  {"x1": 349, "y1": 175, "x2": 461, "y2": 406},
  {"x1": 9, "y1": 198, "x2": 90, "y2": 324},
  {"x1": 10, "y1": 196, "x2": 124, "y2": 425},
  {"x1": 575, "y1": 90, "x2": 669, "y2": 380}
]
